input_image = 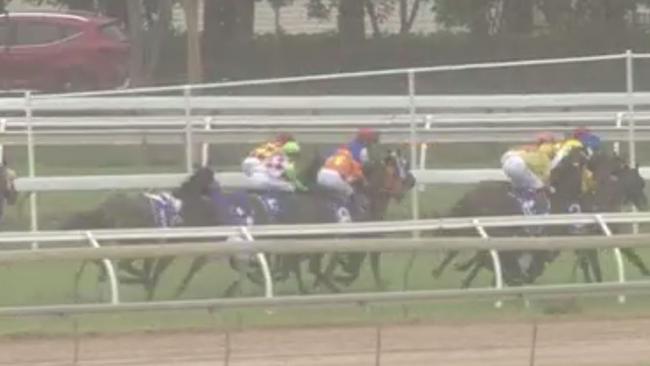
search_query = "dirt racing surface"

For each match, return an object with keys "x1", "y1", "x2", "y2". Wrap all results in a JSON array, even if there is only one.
[{"x1": 1, "y1": 318, "x2": 650, "y2": 366}]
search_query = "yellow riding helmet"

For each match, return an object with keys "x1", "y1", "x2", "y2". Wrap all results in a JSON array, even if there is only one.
[{"x1": 538, "y1": 142, "x2": 556, "y2": 158}]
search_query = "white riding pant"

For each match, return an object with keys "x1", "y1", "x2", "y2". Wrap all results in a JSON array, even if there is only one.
[
  {"x1": 249, "y1": 171, "x2": 295, "y2": 192},
  {"x1": 501, "y1": 152, "x2": 544, "y2": 191},
  {"x1": 317, "y1": 168, "x2": 354, "y2": 199},
  {"x1": 242, "y1": 156, "x2": 262, "y2": 177}
]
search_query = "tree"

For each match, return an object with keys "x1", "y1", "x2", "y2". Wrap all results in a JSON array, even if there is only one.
[{"x1": 202, "y1": 0, "x2": 256, "y2": 79}]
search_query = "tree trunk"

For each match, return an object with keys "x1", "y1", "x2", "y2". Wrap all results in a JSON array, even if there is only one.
[
  {"x1": 399, "y1": 0, "x2": 422, "y2": 35},
  {"x1": 502, "y1": 0, "x2": 534, "y2": 34},
  {"x1": 103, "y1": 0, "x2": 128, "y2": 24},
  {"x1": 203, "y1": 0, "x2": 255, "y2": 80},
  {"x1": 182, "y1": 0, "x2": 203, "y2": 84},
  {"x1": 338, "y1": 0, "x2": 365, "y2": 46},
  {"x1": 365, "y1": 0, "x2": 381, "y2": 38},
  {"x1": 126, "y1": 0, "x2": 145, "y2": 86},
  {"x1": 143, "y1": 0, "x2": 172, "y2": 83}
]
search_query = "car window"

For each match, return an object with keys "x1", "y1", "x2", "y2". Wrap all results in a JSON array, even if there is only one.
[
  {"x1": 61, "y1": 24, "x2": 82, "y2": 38},
  {"x1": 15, "y1": 21, "x2": 66, "y2": 46},
  {"x1": 100, "y1": 22, "x2": 127, "y2": 42}
]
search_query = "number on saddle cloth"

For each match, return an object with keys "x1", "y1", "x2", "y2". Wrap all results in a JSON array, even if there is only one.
[
  {"x1": 510, "y1": 188, "x2": 550, "y2": 216},
  {"x1": 223, "y1": 191, "x2": 255, "y2": 226},
  {"x1": 145, "y1": 192, "x2": 183, "y2": 228},
  {"x1": 257, "y1": 191, "x2": 292, "y2": 223}
]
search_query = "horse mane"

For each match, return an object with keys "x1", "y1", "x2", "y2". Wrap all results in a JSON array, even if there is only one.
[{"x1": 173, "y1": 166, "x2": 215, "y2": 199}]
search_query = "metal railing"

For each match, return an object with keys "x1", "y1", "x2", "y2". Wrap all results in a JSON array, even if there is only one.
[{"x1": 2, "y1": 212, "x2": 649, "y2": 312}]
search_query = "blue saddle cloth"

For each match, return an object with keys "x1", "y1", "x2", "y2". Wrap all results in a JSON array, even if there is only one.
[
  {"x1": 510, "y1": 188, "x2": 550, "y2": 216},
  {"x1": 145, "y1": 192, "x2": 182, "y2": 228},
  {"x1": 251, "y1": 190, "x2": 359, "y2": 224},
  {"x1": 509, "y1": 188, "x2": 550, "y2": 236},
  {"x1": 208, "y1": 188, "x2": 255, "y2": 226}
]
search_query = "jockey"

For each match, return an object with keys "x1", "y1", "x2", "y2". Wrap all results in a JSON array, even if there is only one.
[
  {"x1": 250, "y1": 140, "x2": 308, "y2": 193},
  {"x1": 552, "y1": 127, "x2": 602, "y2": 193},
  {"x1": 242, "y1": 132, "x2": 295, "y2": 177},
  {"x1": 317, "y1": 145, "x2": 366, "y2": 202},
  {"x1": 501, "y1": 139, "x2": 555, "y2": 213},
  {"x1": 346, "y1": 128, "x2": 380, "y2": 167}
]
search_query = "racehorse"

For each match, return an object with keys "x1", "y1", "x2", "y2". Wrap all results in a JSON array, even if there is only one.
[
  {"x1": 569, "y1": 152, "x2": 649, "y2": 282},
  {"x1": 173, "y1": 149, "x2": 415, "y2": 296},
  {"x1": 62, "y1": 166, "x2": 221, "y2": 300},
  {"x1": 430, "y1": 147, "x2": 586, "y2": 288}
]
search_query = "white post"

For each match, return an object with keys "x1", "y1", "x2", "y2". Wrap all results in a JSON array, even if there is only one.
[
  {"x1": 625, "y1": 50, "x2": 639, "y2": 235},
  {"x1": 201, "y1": 117, "x2": 212, "y2": 167},
  {"x1": 418, "y1": 115, "x2": 432, "y2": 193},
  {"x1": 184, "y1": 86, "x2": 193, "y2": 173},
  {"x1": 594, "y1": 214, "x2": 626, "y2": 304},
  {"x1": 85, "y1": 231, "x2": 120, "y2": 305},
  {"x1": 473, "y1": 219, "x2": 503, "y2": 309},
  {"x1": 625, "y1": 50, "x2": 636, "y2": 167},
  {"x1": 239, "y1": 226, "x2": 273, "y2": 299},
  {"x1": 613, "y1": 112, "x2": 624, "y2": 155},
  {"x1": 25, "y1": 91, "x2": 38, "y2": 249},
  {"x1": 0, "y1": 118, "x2": 6, "y2": 164},
  {"x1": 407, "y1": 71, "x2": 419, "y2": 225}
]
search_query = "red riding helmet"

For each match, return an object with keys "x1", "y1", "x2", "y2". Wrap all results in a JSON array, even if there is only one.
[
  {"x1": 275, "y1": 132, "x2": 295, "y2": 145},
  {"x1": 535, "y1": 132, "x2": 557, "y2": 145},
  {"x1": 572, "y1": 127, "x2": 591, "y2": 139},
  {"x1": 357, "y1": 128, "x2": 380, "y2": 144}
]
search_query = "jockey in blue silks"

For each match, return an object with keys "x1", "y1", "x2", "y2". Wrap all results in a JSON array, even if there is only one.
[{"x1": 325, "y1": 128, "x2": 381, "y2": 166}]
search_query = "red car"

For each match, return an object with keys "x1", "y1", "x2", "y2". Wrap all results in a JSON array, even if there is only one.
[{"x1": 0, "y1": 11, "x2": 129, "y2": 92}]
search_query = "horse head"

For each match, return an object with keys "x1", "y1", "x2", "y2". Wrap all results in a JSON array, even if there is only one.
[
  {"x1": 364, "y1": 149, "x2": 415, "y2": 218},
  {"x1": 174, "y1": 166, "x2": 217, "y2": 200},
  {"x1": 585, "y1": 152, "x2": 646, "y2": 212},
  {"x1": 550, "y1": 147, "x2": 586, "y2": 204}
]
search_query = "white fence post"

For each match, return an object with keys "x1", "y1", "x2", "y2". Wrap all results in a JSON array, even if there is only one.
[
  {"x1": 594, "y1": 214, "x2": 626, "y2": 304},
  {"x1": 183, "y1": 86, "x2": 194, "y2": 173},
  {"x1": 473, "y1": 219, "x2": 504, "y2": 308},
  {"x1": 418, "y1": 115, "x2": 432, "y2": 192},
  {"x1": 626, "y1": 50, "x2": 639, "y2": 235},
  {"x1": 614, "y1": 112, "x2": 624, "y2": 155},
  {"x1": 25, "y1": 91, "x2": 38, "y2": 249},
  {"x1": 84, "y1": 231, "x2": 120, "y2": 305},
  {"x1": 201, "y1": 117, "x2": 212, "y2": 167},
  {"x1": 0, "y1": 118, "x2": 6, "y2": 164},
  {"x1": 239, "y1": 226, "x2": 273, "y2": 299},
  {"x1": 407, "y1": 70, "x2": 419, "y2": 226}
]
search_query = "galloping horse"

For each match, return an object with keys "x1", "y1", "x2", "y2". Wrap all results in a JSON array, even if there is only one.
[
  {"x1": 431, "y1": 148, "x2": 586, "y2": 288},
  {"x1": 173, "y1": 149, "x2": 415, "y2": 296},
  {"x1": 569, "y1": 152, "x2": 649, "y2": 282},
  {"x1": 62, "y1": 167, "x2": 221, "y2": 300},
  {"x1": 0, "y1": 163, "x2": 17, "y2": 224}
]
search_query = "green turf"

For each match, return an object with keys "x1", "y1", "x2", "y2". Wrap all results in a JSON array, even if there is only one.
[{"x1": 1, "y1": 143, "x2": 650, "y2": 336}]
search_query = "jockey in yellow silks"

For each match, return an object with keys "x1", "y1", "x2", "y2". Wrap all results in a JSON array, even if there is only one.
[
  {"x1": 249, "y1": 141, "x2": 308, "y2": 192},
  {"x1": 501, "y1": 133, "x2": 556, "y2": 196},
  {"x1": 242, "y1": 132, "x2": 295, "y2": 177},
  {"x1": 551, "y1": 128, "x2": 602, "y2": 194}
]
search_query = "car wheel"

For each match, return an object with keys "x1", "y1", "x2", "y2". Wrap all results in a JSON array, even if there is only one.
[{"x1": 63, "y1": 73, "x2": 96, "y2": 92}]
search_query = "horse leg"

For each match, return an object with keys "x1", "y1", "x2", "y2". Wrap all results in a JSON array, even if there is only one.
[
  {"x1": 335, "y1": 253, "x2": 365, "y2": 287},
  {"x1": 174, "y1": 256, "x2": 209, "y2": 298},
  {"x1": 223, "y1": 279, "x2": 241, "y2": 298},
  {"x1": 142, "y1": 258, "x2": 156, "y2": 300},
  {"x1": 432, "y1": 250, "x2": 460, "y2": 278},
  {"x1": 586, "y1": 250, "x2": 602, "y2": 283},
  {"x1": 455, "y1": 253, "x2": 479, "y2": 272},
  {"x1": 148, "y1": 257, "x2": 174, "y2": 300},
  {"x1": 461, "y1": 260, "x2": 483, "y2": 289},
  {"x1": 320, "y1": 254, "x2": 342, "y2": 293},
  {"x1": 369, "y1": 252, "x2": 386, "y2": 290},
  {"x1": 575, "y1": 250, "x2": 593, "y2": 283},
  {"x1": 621, "y1": 248, "x2": 650, "y2": 276},
  {"x1": 290, "y1": 256, "x2": 309, "y2": 294}
]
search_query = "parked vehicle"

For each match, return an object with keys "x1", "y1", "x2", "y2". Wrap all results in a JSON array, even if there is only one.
[{"x1": 0, "y1": 11, "x2": 129, "y2": 92}]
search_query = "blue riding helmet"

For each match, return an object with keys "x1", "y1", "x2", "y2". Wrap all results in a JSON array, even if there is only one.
[{"x1": 579, "y1": 133, "x2": 602, "y2": 153}]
